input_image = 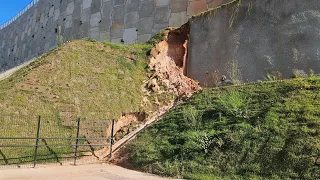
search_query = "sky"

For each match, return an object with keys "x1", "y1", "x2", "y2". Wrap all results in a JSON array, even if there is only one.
[{"x1": 0, "y1": 0, "x2": 31, "y2": 25}]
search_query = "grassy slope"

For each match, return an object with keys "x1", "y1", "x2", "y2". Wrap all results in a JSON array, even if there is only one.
[
  {"x1": 0, "y1": 38, "x2": 173, "y2": 165},
  {"x1": 129, "y1": 77, "x2": 320, "y2": 179},
  {"x1": 0, "y1": 40, "x2": 152, "y2": 119}
]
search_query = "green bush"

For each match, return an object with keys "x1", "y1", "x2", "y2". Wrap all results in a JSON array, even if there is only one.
[{"x1": 217, "y1": 91, "x2": 251, "y2": 118}]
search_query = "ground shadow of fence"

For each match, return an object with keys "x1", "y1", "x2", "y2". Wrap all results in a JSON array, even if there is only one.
[{"x1": 0, "y1": 115, "x2": 115, "y2": 168}]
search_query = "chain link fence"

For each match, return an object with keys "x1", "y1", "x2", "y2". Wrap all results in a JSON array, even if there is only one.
[{"x1": 0, "y1": 115, "x2": 114, "y2": 169}]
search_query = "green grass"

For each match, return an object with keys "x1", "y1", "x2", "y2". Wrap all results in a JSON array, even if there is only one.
[
  {"x1": 0, "y1": 40, "x2": 156, "y2": 118},
  {"x1": 0, "y1": 39, "x2": 175, "y2": 165},
  {"x1": 146, "y1": 30, "x2": 167, "y2": 47},
  {"x1": 128, "y1": 77, "x2": 320, "y2": 179}
]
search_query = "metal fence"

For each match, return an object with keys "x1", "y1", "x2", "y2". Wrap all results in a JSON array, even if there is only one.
[
  {"x1": 0, "y1": 115, "x2": 115, "y2": 169},
  {"x1": 0, "y1": 0, "x2": 40, "y2": 30}
]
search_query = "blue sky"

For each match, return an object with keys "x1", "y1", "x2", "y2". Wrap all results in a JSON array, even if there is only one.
[{"x1": 0, "y1": 0, "x2": 31, "y2": 25}]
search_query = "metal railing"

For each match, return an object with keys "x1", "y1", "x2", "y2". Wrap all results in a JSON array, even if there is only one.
[
  {"x1": 0, "y1": 0, "x2": 40, "y2": 30},
  {"x1": 0, "y1": 115, "x2": 115, "y2": 168}
]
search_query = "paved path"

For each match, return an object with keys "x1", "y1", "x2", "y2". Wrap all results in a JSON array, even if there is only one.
[
  {"x1": 0, "y1": 58, "x2": 36, "y2": 81},
  {"x1": 0, "y1": 163, "x2": 180, "y2": 180}
]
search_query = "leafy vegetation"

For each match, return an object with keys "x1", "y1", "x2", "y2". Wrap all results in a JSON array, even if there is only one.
[
  {"x1": 146, "y1": 30, "x2": 167, "y2": 47},
  {"x1": 129, "y1": 77, "x2": 320, "y2": 179},
  {"x1": 226, "y1": 60, "x2": 242, "y2": 85},
  {"x1": 56, "y1": 26, "x2": 63, "y2": 47}
]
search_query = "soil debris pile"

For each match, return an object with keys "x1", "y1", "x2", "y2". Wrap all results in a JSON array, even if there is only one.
[{"x1": 146, "y1": 26, "x2": 200, "y2": 97}]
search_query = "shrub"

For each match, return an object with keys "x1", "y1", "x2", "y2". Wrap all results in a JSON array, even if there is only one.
[
  {"x1": 56, "y1": 26, "x2": 63, "y2": 47},
  {"x1": 217, "y1": 91, "x2": 251, "y2": 118},
  {"x1": 292, "y1": 69, "x2": 308, "y2": 78},
  {"x1": 226, "y1": 60, "x2": 242, "y2": 85},
  {"x1": 183, "y1": 105, "x2": 202, "y2": 128}
]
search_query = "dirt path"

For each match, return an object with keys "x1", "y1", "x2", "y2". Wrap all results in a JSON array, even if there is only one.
[{"x1": 0, "y1": 163, "x2": 181, "y2": 180}]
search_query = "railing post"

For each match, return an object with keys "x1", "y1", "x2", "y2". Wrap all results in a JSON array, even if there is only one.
[
  {"x1": 109, "y1": 119, "x2": 115, "y2": 158},
  {"x1": 74, "y1": 117, "x2": 81, "y2": 166},
  {"x1": 33, "y1": 116, "x2": 41, "y2": 168}
]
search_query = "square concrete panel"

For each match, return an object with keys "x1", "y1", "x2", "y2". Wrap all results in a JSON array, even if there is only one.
[
  {"x1": 60, "y1": 0, "x2": 68, "y2": 12},
  {"x1": 113, "y1": 6, "x2": 125, "y2": 23},
  {"x1": 62, "y1": 27, "x2": 72, "y2": 41},
  {"x1": 66, "y1": 1, "x2": 75, "y2": 15},
  {"x1": 111, "y1": 22, "x2": 124, "y2": 38},
  {"x1": 72, "y1": 17, "x2": 81, "y2": 35},
  {"x1": 102, "y1": 1, "x2": 113, "y2": 17},
  {"x1": 139, "y1": 1, "x2": 154, "y2": 18},
  {"x1": 125, "y1": 11, "x2": 139, "y2": 28},
  {"x1": 65, "y1": 15, "x2": 73, "y2": 28},
  {"x1": 89, "y1": 26, "x2": 100, "y2": 39},
  {"x1": 90, "y1": 12, "x2": 101, "y2": 27},
  {"x1": 75, "y1": 0, "x2": 83, "y2": 6},
  {"x1": 52, "y1": 0, "x2": 61, "y2": 9},
  {"x1": 187, "y1": 0, "x2": 207, "y2": 17},
  {"x1": 154, "y1": 0, "x2": 170, "y2": 7},
  {"x1": 152, "y1": 23, "x2": 168, "y2": 35},
  {"x1": 169, "y1": 11, "x2": 188, "y2": 27},
  {"x1": 170, "y1": 0, "x2": 188, "y2": 13},
  {"x1": 58, "y1": 11, "x2": 67, "y2": 25},
  {"x1": 83, "y1": 0, "x2": 92, "y2": 10},
  {"x1": 81, "y1": 8, "x2": 91, "y2": 22},
  {"x1": 91, "y1": 0, "x2": 102, "y2": 14},
  {"x1": 137, "y1": 34, "x2": 151, "y2": 43},
  {"x1": 154, "y1": 6, "x2": 170, "y2": 24},
  {"x1": 99, "y1": 31, "x2": 110, "y2": 41},
  {"x1": 49, "y1": 6, "x2": 55, "y2": 18},
  {"x1": 100, "y1": 17, "x2": 112, "y2": 31},
  {"x1": 114, "y1": 0, "x2": 125, "y2": 6},
  {"x1": 138, "y1": 17, "x2": 153, "y2": 35},
  {"x1": 123, "y1": 28, "x2": 137, "y2": 44},
  {"x1": 73, "y1": 5, "x2": 82, "y2": 18},
  {"x1": 125, "y1": 0, "x2": 140, "y2": 13},
  {"x1": 79, "y1": 22, "x2": 90, "y2": 37}
]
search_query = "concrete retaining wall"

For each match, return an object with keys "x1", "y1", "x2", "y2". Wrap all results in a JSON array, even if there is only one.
[
  {"x1": 0, "y1": 0, "x2": 229, "y2": 73},
  {"x1": 188, "y1": 0, "x2": 320, "y2": 85}
]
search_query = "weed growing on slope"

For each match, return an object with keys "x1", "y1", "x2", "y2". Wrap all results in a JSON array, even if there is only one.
[
  {"x1": 183, "y1": 105, "x2": 202, "y2": 128},
  {"x1": 227, "y1": 60, "x2": 242, "y2": 85},
  {"x1": 217, "y1": 91, "x2": 251, "y2": 118},
  {"x1": 56, "y1": 26, "x2": 63, "y2": 47}
]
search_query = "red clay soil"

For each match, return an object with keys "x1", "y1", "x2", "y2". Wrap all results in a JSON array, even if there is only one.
[{"x1": 147, "y1": 25, "x2": 200, "y2": 97}]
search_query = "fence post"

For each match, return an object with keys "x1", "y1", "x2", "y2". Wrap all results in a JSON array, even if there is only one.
[
  {"x1": 74, "y1": 117, "x2": 81, "y2": 166},
  {"x1": 33, "y1": 116, "x2": 41, "y2": 168},
  {"x1": 109, "y1": 119, "x2": 115, "y2": 158},
  {"x1": 0, "y1": 150, "x2": 9, "y2": 165}
]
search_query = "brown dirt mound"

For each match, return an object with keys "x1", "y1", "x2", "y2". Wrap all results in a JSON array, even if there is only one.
[{"x1": 146, "y1": 26, "x2": 201, "y2": 97}]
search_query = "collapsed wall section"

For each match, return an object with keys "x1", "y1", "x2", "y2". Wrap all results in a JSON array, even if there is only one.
[
  {"x1": 0, "y1": 0, "x2": 230, "y2": 74},
  {"x1": 188, "y1": 0, "x2": 320, "y2": 85}
]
